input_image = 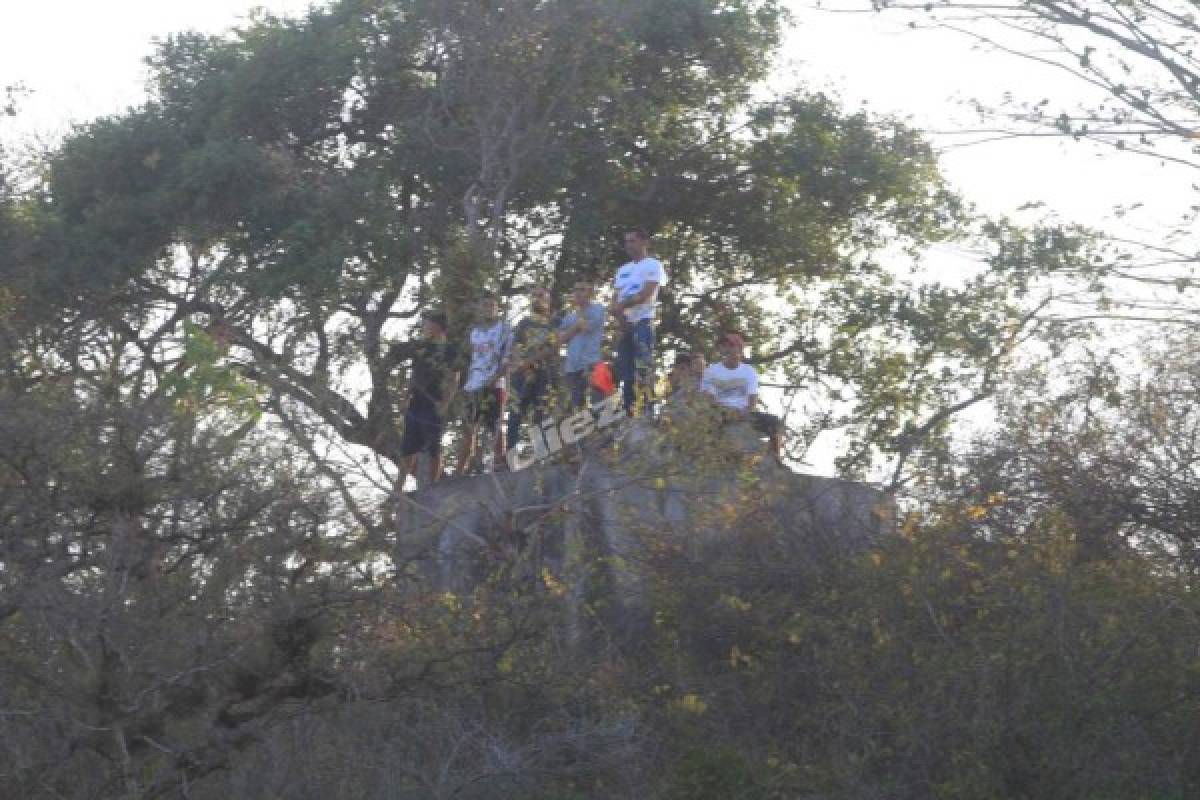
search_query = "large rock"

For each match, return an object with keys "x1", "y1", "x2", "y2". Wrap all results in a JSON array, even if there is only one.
[{"x1": 391, "y1": 418, "x2": 893, "y2": 637}]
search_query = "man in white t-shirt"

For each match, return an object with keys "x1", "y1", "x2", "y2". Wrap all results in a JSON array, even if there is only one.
[
  {"x1": 456, "y1": 294, "x2": 513, "y2": 476},
  {"x1": 700, "y1": 332, "x2": 783, "y2": 462},
  {"x1": 609, "y1": 227, "x2": 667, "y2": 415}
]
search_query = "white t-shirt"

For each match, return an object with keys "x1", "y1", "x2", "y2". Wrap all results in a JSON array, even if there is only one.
[
  {"x1": 613, "y1": 257, "x2": 667, "y2": 322},
  {"x1": 701, "y1": 362, "x2": 759, "y2": 410},
  {"x1": 463, "y1": 320, "x2": 512, "y2": 391}
]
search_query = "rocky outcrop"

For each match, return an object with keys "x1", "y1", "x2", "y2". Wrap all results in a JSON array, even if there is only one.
[{"x1": 391, "y1": 418, "x2": 893, "y2": 635}]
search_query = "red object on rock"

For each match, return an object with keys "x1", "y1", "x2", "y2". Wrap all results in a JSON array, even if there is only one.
[{"x1": 590, "y1": 361, "x2": 616, "y2": 396}]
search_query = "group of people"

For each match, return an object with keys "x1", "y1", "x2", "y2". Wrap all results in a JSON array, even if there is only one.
[{"x1": 395, "y1": 227, "x2": 782, "y2": 489}]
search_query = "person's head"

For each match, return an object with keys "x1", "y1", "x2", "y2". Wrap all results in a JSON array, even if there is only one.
[
  {"x1": 476, "y1": 294, "x2": 499, "y2": 323},
  {"x1": 529, "y1": 286, "x2": 551, "y2": 315},
  {"x1": 671, "y1": 352, "x2": 702, "y2": 390},
  {"x1": 572, "y1": 281, "x2": 595, "y2": 308},
  {"x1": 421, "y1": 310, "x2": 449, "y2": 339},
  {"x1": 622, "y1": 227, "x2": 651, "y2": 261},
  {"x1": 718, "y1": 332, "x2": 744, "y2": 366}
]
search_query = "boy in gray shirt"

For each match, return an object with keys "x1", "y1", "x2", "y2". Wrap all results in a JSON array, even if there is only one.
[{"x1": 558, "y1": 281, "x2": 607, "y2": 409}]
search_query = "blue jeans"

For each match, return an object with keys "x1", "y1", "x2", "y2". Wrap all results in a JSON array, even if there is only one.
[{"x1": 615, "y1": 319, "x2": 655, "y2": 415}]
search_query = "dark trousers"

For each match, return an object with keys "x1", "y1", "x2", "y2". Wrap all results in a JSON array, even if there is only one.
[
  {"x1": 507, "y1": 368, "x2": 551, "y2": 447},
  {"x1": 565, "y1": 367, "x2": 604, "y2": 410}
]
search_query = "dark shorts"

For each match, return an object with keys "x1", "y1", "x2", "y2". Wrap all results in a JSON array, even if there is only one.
[
  {"x1": 750, "y1": 410, "x2": 782, "y2": 438},
  {"x1": 401, "y1": 397, "x2": 444, "y2": 457},
  {"x1": 717, "y1": 407, "x2": 783, "y2": 439},
  {"x1": 465, "y1": 387, "x2": 506, "y2": 430},
  {"x1": 507, "y1": 368, "x2": 552, "y2": 444},
  {"x1": 510, "y1": 367, "x2": 551, "y2": 406}
]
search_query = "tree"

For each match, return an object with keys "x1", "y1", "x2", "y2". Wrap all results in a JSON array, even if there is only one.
[
  {"x1": 8, "y1": 0, "x2": 1095, "y2": 490},
  {"x1": 864, "y1": 0, "x2": 1200, "y2": 157},
  {"x1": 941, "y1": 328, "x2": 1200, "y2": 565},
  {"x1": 5, "y1": 8, "x2": 1200, "y2": 796},
  {"x1": 0, "y1": 274, "x2": 562, "y2": 797}
]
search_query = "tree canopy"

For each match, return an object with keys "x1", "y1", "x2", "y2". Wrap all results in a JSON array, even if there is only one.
[{"x1": 1, "y1": 0, "x2": 1098, "y2": 487}]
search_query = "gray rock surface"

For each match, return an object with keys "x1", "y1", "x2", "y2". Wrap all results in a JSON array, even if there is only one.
[{"x1": 391, "y1": 418, "x2": 893, "y2": 636}]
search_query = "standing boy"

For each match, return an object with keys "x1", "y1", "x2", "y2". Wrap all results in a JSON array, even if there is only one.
[
  {"x1": 609, "y1": 228, "x2": 667, "y2": 415},
  {"x1": 506, "y1": 287, "x2": 557, "y2": 453},
  {"x1": 397, "y1": 310, "x2": 458, "y2": 490},
  {"x1": 558, "y1": 281, "x2": 607, "y2": 409},
  {"x1": 456, "y1": 295, "x2": 512, "y2": 475}
]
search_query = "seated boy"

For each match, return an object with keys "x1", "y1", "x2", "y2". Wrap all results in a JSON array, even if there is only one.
[{"x1": 699, "y1": 332, "x2": 784, "y2": 462}]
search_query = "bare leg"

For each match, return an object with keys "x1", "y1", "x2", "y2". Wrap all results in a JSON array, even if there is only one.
[
  {"x1": 430, "y1": 452, "x2": 444, "y2": 483},
  {"x1": 493, "y1": 426, "x2": 507, "y2": 469},
  {"x1": 457, "y1": 424, "x2": 478, "y2": 476},
  {"x1": 396, "y1": 454, "x2": 418, "y2": 492}
]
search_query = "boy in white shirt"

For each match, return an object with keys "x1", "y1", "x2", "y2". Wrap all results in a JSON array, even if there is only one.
[
  {"x1": 700, "y1": 332, "x2": 783, "y2": 462},
  {"x1": 456, "y1": 295, "x2": 513, "y2": 475},
  {"x1": 609, "y1": 227, "x2": 667, "y2": 415}
]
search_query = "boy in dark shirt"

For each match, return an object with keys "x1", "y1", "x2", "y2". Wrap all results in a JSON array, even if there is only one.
[
  {"x1": 506, "y1": 287, "x2": 557, "y2": 456},
  {"x1": 666, "y1": 351, "x2": 706, "y2": 400},
  {"x1": 398, "y1": 310, "x2": 458, "y2": 489}
]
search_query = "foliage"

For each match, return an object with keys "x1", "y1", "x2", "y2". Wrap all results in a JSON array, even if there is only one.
[
  {"x1": 626, "y1": 483, "x2": 1200, "y2": 798},
  {"x1": 0, "y1": 0, "x2": 1103, "y2": 485}
]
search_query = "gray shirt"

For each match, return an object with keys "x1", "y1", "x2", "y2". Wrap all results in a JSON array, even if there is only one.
[
  {"x1": 463, "y1": 320, "x2": 513, "y2": 391},
  {"x1": 559, "y1": 301, "x2": 606, "y2": 374}
]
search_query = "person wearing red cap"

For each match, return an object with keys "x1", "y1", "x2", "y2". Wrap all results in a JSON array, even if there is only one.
[{"x1": 700, "y1": 332, "x2": 784, "y2": 462}]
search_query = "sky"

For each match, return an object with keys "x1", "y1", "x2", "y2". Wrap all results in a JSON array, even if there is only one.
[
  {"x1": 785, "y1": 5, "x2": 1196, "y2": 234},
  {"x1": 0, "y1": 0, "x2": 313, "y2": 140}
]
